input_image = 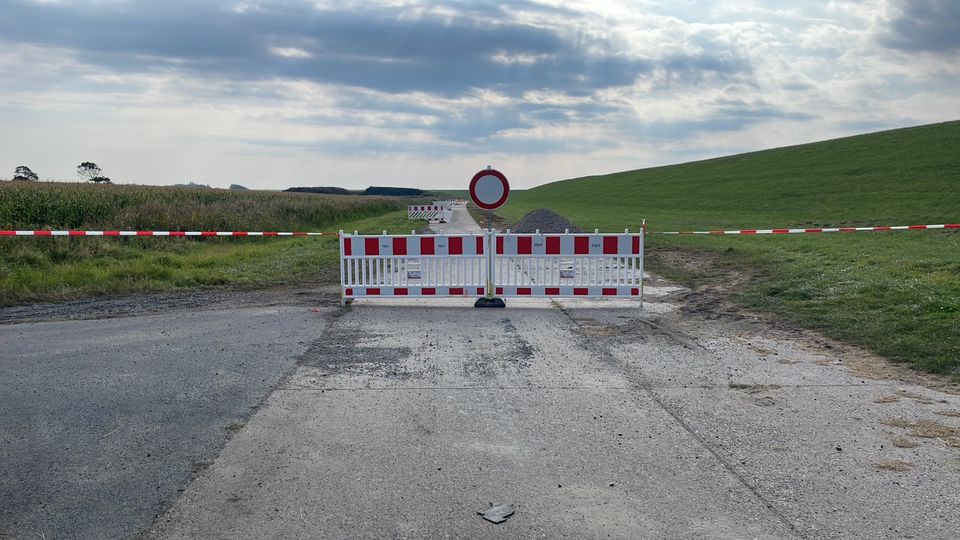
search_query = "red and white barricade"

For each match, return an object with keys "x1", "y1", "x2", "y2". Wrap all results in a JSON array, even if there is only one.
[
  {"x1": 340, "y1": 228, "x2": 645, "y2": 304},
  {"x1": 340, "y1": 232, "x2": 486, "y2": 303},
  {"x1": 492, "y1": 229, "x2": 643, "y2": 298},
  {"x1": 407, "y1": 205, "x2": 449, "y2": 222}
]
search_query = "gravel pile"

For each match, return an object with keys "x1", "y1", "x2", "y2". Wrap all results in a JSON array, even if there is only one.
[{"x1": 512, "y1": 208, "x2": 584, "y2": 233}]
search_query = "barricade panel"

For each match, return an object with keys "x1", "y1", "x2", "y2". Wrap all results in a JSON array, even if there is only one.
[
  {"x1": 339, "y1": 230, "x2": 644, "y2": 303},
  {"x1": 340, "y1": 232, "x2": 487, "y2": 303},
  {"x1": 491, "y1": 231, "x2": 643, "y2": 298}
]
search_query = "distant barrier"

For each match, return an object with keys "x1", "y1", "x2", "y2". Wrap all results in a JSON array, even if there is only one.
[{"x1": 407, "y1": 205, "x2": 450, "y2": 223}]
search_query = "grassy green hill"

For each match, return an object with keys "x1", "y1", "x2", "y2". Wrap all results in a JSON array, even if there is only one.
[
  {"x1": 498, "y1": 121, "x2": 960, "y2": 375},
  {"x1": 499, "y1": 121, "x2": 959, "y2": 230}
]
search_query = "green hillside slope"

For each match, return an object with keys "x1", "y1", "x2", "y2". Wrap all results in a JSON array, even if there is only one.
[
  {"x1": 499, "y1": 121, "x2": 960, "y2": 375},
  {"x1": 501, "y1": 120, "x2": 959, "y2": 230}
]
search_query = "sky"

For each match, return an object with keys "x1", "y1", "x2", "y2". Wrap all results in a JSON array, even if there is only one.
[{"x1": 0, "y1": 0, "x2": 958, "y2": 190}]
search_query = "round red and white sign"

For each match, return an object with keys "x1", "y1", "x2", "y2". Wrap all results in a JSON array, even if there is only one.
[{"x1": 469, "y1": 168, "x2": 510, "y2": 210}]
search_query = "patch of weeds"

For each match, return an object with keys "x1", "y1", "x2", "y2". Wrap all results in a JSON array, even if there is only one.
[
  {"x1": 881, "y1": 417, "x2": 959, "y2": 440},
  {"x1": 874, "y1": 460, "x2": 913, "y2": 472},
  {"x1": 892, "y1": 436, "x2": 920, "y2": 448},
  {"x1": 874, "y1": 389, "x2": 941, "y2": 404}
]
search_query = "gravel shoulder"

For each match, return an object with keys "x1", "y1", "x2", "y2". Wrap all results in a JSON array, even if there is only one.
[{"x1": 0, "y1": 283, "x2": 342, "y2": 325}]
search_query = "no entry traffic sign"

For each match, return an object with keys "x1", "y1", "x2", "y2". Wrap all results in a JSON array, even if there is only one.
[{"x1": 469, "y1": 168, "x2": 510, "y2": 210}]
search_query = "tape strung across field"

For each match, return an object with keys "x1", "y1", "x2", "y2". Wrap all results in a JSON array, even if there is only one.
[
  {"x1": 1, "y1": 223, "x2": 957, "y2": 238},
  {"x1": 654, "y1": 223, "x2": 959, "y2": 235},
  {"x1": 0, "y1": 230, "x2": 339, "y2": 237}
]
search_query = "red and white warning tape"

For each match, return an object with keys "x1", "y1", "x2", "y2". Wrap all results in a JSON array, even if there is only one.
[
  {"x1": 3, "y1": 223, "x2": 957, "y2": 238},
  {"x1": 655, "y1": 224, "x2": 959, "y2": 235},
  {"x1": 0, "y1": 230, "x2": 338, "y2": 237}
]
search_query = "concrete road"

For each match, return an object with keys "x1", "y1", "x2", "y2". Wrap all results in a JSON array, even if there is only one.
[
  {"x1": 0, "y1": 305, "x2": 323, "y2": 539},
  {"x1": 432, "y1": 201, "x2": 482, "y2": 234},
  {"x1": 142, "y1": 208, "x2": 960, "y2": 539}
]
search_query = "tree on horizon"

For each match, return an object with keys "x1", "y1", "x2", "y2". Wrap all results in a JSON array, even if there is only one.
[
  {"x1": 77, "y1": 162, "x2": 112, "y2": 184},
  {"x1": 13, "y1": 165, "x2": 39, "y2": 181}
]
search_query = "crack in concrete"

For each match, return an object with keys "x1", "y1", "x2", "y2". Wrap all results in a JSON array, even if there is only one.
[
  {"x1": 552, "y1": 302, "x2": 801, "y2": 535},
  {"x1": 276, "y1": 382, "x2": 898, "y2": 392}
]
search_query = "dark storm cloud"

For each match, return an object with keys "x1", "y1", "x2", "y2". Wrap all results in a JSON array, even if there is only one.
[
  {"x1": 878, "y1": 0, "x2": 960, "y2": 52},
  {"x1": 0, "y1": 0, "x2": 749, "y2": 97}
]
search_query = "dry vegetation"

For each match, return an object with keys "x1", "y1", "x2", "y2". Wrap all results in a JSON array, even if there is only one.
[
  {"x1": 0, "y1": 181, "x2": 411, "y2": 305},
  {"x1": 0, "y1": 181, "x2": 403, "y2": 231}
]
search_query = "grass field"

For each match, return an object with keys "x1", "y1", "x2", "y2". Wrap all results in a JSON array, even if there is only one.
[
  {"x1": 494, "y1": 121, "x2": 960, "y2": 374},
  {"x1": 0, "y1": 182, "x2": 411, "y2": 305}
]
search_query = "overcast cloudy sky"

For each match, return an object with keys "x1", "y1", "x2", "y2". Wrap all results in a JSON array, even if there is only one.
[{"x1": 0, "y1": 0, "x2": 957, "y2": 189}]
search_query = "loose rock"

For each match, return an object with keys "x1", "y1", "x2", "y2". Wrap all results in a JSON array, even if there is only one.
[{"x1": 512, "y1": 208, "x2": 583, "y2": 233}]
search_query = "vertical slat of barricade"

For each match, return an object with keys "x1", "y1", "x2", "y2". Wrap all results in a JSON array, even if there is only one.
[
  {"x1": 339, "y1": 231, "x2": 346, "y2": 306},
  {"x1": 357, "y1": 243, "x2": 363, "y2": 291},
  {"x1": 382, "y1": 244, "x2": 387, "y2": 287},
  {"x1": 602, "y1": 255, "x2": 607, "y2": 288},
  {"x1": 640, "y1": 224, "x2": 645, "y2": 307},
  {"x1": 442, "y1": 249, "x2": 447, "y2": 288}
]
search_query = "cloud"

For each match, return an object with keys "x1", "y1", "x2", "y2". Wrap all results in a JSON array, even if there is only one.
[
  {"x1": 623, "y1": 99, "x2": 816, "y2": 141},
  {"x1": 877, "y1": 0, "x2": 960, "y2": 53},
  {"x1": 0, "y1": 0, "x2": 752, "y2": 99},
  {"x1": 0, "y1": 0, "x2": 956, "y2": 189}
]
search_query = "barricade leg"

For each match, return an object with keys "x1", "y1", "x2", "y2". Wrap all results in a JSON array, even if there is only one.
[{"x1": 475, "y1": 229, "x2": 505, "y2": 308}]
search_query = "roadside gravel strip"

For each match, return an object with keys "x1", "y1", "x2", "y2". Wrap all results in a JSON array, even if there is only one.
[{"x1": 143, "y1": 207, "x2": 960, "y2": 539}]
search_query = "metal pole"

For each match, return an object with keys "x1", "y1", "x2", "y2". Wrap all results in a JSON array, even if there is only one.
[
  {"x1": 640, "y1": 219, "x2": 646, "y2": 309},
  {"x1": 486, "y1": 209, "x2": 494, "y2": 299}
]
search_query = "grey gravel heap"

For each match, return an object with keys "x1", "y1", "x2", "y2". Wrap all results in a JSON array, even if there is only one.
[{"x1": 511, "y1": 208, "x2": 584, "y2": 233}]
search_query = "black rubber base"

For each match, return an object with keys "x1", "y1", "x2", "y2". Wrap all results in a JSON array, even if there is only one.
[{"x1": 474, "y1": 297, "x2": 506, "y2": 308}]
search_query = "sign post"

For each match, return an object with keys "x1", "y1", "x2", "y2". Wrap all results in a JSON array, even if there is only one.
[{"x1": 469, "y1": 166, "x2": 510, "y2": 308}]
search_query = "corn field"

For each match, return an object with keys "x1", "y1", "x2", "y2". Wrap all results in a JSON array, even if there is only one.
[{"x1": 0, "y1": 181, "x2": 404, "y2": 231}]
